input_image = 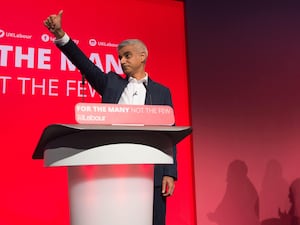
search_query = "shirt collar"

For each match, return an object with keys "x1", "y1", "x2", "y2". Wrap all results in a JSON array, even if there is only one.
[{"x1": 128, "y1": 73, "x2": 148, "y2": 84}]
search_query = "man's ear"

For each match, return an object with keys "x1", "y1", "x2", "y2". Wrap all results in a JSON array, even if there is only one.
[{"x1": 140, "y1": 52, "x2": 146, "y2": 63}]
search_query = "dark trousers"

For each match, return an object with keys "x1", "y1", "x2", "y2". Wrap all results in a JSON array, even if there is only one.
[{"x1": 153, "y1": 186, "x2": 167, "y2": 225}]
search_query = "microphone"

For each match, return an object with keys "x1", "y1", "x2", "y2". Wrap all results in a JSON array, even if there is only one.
[
  {"x1": 133, "y1": 91, "x2": 138, "y2": 96},
  {"x1": 80, "y1": 71, "x2": 85, "y2": 102},
  {"x1": 80, "y1": 71, "x2": 85, "y2": 86},
  {"x1": 143, "y1": 81, "x2": 152, "y2": 105}
]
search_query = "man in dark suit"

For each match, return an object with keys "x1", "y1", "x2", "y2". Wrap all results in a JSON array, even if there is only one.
[{"x1": 44, "y1": 10, "x2": 177, "y2": 225}]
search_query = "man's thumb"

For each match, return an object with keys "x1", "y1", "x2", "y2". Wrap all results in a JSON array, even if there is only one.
[{"x1": 58, "y1": 10, "x2": 63, "y2": 17}]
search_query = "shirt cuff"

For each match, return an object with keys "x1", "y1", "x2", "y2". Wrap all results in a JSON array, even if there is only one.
[{"x1": 54, "y1": 33, "x2": 70, "y2": 46}]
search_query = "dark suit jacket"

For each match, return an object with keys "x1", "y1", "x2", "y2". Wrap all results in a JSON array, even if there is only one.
[{"x1": 58, "y1": 39, "x2": 177, "y2": 186}]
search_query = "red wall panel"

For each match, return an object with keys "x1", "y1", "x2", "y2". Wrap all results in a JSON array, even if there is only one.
[{"x1": 186, "y1": 2, "x2": 300, "y2": 225}]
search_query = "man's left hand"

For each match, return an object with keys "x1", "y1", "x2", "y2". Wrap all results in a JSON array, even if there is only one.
[{"x1": 162, "y1": 176, "x2": 175, "y2": 197}]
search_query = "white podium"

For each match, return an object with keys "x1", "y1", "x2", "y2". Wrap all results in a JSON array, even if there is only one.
[{"x1": 32, "y1": 124, "x2": 192, "y2": 225}]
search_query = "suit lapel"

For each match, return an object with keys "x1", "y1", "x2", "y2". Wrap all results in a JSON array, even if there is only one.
[{"x1": 145, "y1": 77, "x2": 154, "y2": 105}]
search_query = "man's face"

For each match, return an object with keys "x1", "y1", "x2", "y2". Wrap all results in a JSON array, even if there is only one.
[{"x1": 118, "y1": 44, "x2": 145, "y2": 77}]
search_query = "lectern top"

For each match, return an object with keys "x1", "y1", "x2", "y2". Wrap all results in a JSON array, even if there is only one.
[{"x1": 32, "y1": 124, "x2": 192, "y2": 160}]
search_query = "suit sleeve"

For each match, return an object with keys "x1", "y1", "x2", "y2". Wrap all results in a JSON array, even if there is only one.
[
  {"x1": 163, "y1": 88, "x2": 178, "y2": 180},
  {"x1": 153, "y1": 86, "x2": 178, "y2": 186},
  {"x1": 58, "y1": 39, "x2": 108, "y2": 95}
]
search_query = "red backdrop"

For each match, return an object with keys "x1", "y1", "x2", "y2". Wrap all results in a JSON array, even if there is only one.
[{"x1": 0, "y1": 0, "x2": 195, "y2": 224}]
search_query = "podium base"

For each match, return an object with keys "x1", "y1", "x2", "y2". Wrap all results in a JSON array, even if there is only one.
[{"x1": 68, "y1": 164, "x2": 154, "y2": 225}]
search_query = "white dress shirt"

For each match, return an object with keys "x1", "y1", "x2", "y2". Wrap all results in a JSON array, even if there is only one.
[
  {"x1": 118, "y1": 76, "x2": 148, "y2": 105},
  {"x1": 54, "y1": 33, "x2": 70, "y2": 46}
]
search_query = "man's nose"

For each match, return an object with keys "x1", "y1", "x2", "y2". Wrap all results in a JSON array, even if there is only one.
[{"x1": 120, "y1": 57, "x2": 126, "y2": 64}]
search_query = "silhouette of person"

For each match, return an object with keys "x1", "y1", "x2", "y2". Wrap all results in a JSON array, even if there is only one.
[
  {"x1": 260, "y1": 159, "x2": 290, "y2": 221},
  {"x1": 289, "y1": 178, "x2": 300, "y2": 224},
  {"x1": 261, "y1": 178, "x2": 300, "y2": 225},
  {"x1": 207, "y1": 159, "x2": 260, "y2": 225}
]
